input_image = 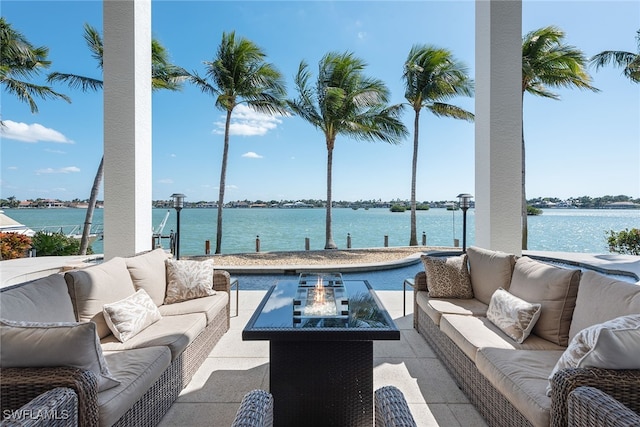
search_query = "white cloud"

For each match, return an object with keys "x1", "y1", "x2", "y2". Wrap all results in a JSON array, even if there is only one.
[
  {"x1": 1, "y1": 120, "x2": 74, "y2": 143},
  {"x1": 45, "y1": 148, "x2": 66, "y2": 154},
  {"x1": 242, "y1": 151, "x2": 263, "y2": 159},
  {"x1": 213, "y1": 104, "x2": 283, "y2": 136},
  {"x1": 35, "y1": 166, "x2": 80, "y2": 174},
  {"x1": 158, "y1": 178, "x2": 174, "y2": 184}
]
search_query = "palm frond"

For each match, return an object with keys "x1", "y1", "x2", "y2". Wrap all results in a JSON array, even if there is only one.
[
  {"x1": 47, "y1": 72, "x2": 103, "y2": 92},
  {"x1": 2, "y1": 77, "x2": 70, "y2": 113}
]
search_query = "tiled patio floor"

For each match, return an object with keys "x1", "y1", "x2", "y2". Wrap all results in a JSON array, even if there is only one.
[{"x1": 158, "y1": 290, "x2": 488, "y2": 427}]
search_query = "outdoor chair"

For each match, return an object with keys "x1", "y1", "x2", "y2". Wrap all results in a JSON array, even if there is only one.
[
  {"x1": 375, "y1": 385, "x2": 418, "y2": 427},
  {"x1": 567, "y1": 386, "x2": 640, "y2": 427},
  {"x1": 0, "y1": 387, "x2": 78, "y2": 427},
  {"x1": 230, "y1": 390, "x2": 273, "y2": 427}
]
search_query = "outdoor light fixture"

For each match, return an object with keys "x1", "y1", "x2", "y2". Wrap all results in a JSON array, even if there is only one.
[
  {"x1": 171, "y1": 193, "x2": 186, "y2": 259},
  {"x1": 457, "y1": 193, "x2": 473, "y2": 253}
]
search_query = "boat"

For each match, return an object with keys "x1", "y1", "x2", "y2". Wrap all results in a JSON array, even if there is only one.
[
  {"x1": 0, "y1": 210, "x2": 35, "y2": 236},
  {"x1": 0, "y1": 210, "x2": 102, "y2": 242}
]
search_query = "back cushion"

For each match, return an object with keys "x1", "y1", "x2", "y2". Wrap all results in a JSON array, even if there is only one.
[
  {"x1": 568, "y1": 271, "x2": 640, "y2": 340},
  {"x1": 466, "y1": 246, "x2": 516, "y2": 305},
  {"x1": 125, "y1": 249, "x2": 170, "y2": 306},
  {"x1": 65, "y1": 257, "x2": 135, "y2": 338},
  {"x1": 509, "y1": 257, "x2": 581, "y2": 346},
  {"x1": 0, "y1": 274, "x2": 76, "y2": 322}
]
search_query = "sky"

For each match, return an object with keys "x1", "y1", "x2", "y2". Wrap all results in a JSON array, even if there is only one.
[{"x1": 1, "y1": 1, "x2": 639, "y2": 204}]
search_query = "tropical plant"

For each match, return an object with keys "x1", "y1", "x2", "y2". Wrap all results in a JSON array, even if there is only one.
[
  {"x1": 390, "y1": 204, "x2": 407, "y2": 213},
  {"x1": 288, "y1": 51, "x2": 407, "y2": 249},
  {"x1": 30, "y1": 231, "x2": 91, "y2": 256},
  {"x1": 591, "y1": 30, "x2": 640, "y2": 83},
  {"x1": 0, "y1": 232, "x2": 32, "y2": 260},
  {"x1": 189, "y1": 31, "x2": 287, "y2": 254},
  {"x1": 607, "y1": 228, "x2": 640, "y2": 255},
  {"x1": 47, "y1": 23, "x2": 187, "y2": 255},
  {"x1": 0, "y1": 17, "x2": 70, "y2": 117},
  {"x1": 521, "y1": 26, "x2": 598, "y2": 249},
  {"x1": 526, "y1": 205, "x2": 542, "y2": 215},
  {"x1": 403, "y1": 45, "x2": 474, "y2": 246}
]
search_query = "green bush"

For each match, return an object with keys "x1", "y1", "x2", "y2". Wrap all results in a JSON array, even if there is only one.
[
  {"x1": 607, "y1": 228, "x2": 640, "y2": 255},
  {"x1": 30, "y1": 231, "x2": 92, "y2": 256},
  {"x1": 0, "y1": 232, "x2": 32, "y2": 260},
  {"x1": 527, "y1": 205, "x2": 542, "y2": 215},
  {"x1": 390, "y1": 204, "x2": 406, "y2": 212}
]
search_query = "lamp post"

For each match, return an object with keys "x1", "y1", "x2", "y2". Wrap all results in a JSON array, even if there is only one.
[
  {"x1": 457, "y1": 193, "x2": 473, "y2": 253},
  {"x1": 171, "y1": 193, "x2": 185, "y2": 259}
]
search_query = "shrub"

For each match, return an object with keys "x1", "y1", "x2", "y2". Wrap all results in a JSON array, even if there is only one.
[
  {"x1": 0, "y1": 232, "x2": 32, "y2": 260},
  {"x1": 607, "y1": 228, "x2": 640, "y2": 255},
  {"x1": 390, "y1": 204, "x2": 406, "y2": 212},
  {"x1": 30, "y1": 231, "x2": 87, "y2": 256},
  {"x1": 527, "y1": 205, "x2": 542, "y2": 215}
]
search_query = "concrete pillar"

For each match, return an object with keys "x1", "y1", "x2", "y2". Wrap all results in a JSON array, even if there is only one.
[
  {"x1": 475, "y1": 0, "x2": 523, "y2": 255},
  {"x1": 103, "y1": 0, "x2": 152, "y2": 259}
]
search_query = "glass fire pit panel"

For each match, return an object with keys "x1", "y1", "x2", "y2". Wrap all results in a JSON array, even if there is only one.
[{"x1": 298, "y1": 272, "x2": 343, "y2": 287}]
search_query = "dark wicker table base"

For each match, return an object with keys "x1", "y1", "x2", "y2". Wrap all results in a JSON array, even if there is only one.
[{"x1": 270, "y1": 340, "x2": 373, "y2": 427}]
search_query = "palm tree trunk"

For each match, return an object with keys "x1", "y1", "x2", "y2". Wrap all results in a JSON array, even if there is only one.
[
  {"x1": 80, "y1": 156, "x2": 104, "y2": 255},
  {"x1": 521, "y1": 122, "x2": 528, "y2": 250},
  {"x1": 409, "y1": 109, "x2": 420, "y2": 246},
  {"x1": 215, "y1": 109, "x2": 232, "y2": 254},
  {"x1": 324, "y1": 139, "x2": 337, "y2": 249}
]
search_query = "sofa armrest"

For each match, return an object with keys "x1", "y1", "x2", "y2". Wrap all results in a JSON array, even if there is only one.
[
  {"x1": 213, "y1": 269, "x2": 231, "y2": 294},
  {"x1": 413, "y1": 271, "x2": 427, "y2": 292},
  {"x1": 230, "y1": 389, "x2": 273, "y2": 427},
  {"x1": 374, "y1": 385, "x2": 417, "y2": 427},
  {"x1": 550, "y1": 367, "x2": 640, "y2": 427},
  {"x1": 567, "y1": 386, "x2": 640, "y2": 427},
  {"x1": 1, "y1": 387, "x2": 78, "y2": 427},
  {"x1": 0, "y1": 367, "x2": 99, "y2": 427}
]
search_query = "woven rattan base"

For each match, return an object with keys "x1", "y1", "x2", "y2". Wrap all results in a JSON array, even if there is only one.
[{"x1": 270, "y1": 340, "x2": 374, "y2": 427}]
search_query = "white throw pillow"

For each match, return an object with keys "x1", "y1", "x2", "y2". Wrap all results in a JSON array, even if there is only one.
[
  {"x1": 164, "y1": 259, "x2": 216, "y2": 304},
  {"x1": 103, "y1": 289, "x2": 162, "y2": 342},
  {"x1": 0, "y1": 319, "x2": 120, "y2": 392},
  {"x1": 547, "y1": 314, "x2": 640, "y2": 396},
  {"x1": 487, "y1": 288, "x2": 542, "y2": 344}
]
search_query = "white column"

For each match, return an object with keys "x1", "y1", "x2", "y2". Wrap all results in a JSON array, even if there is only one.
[
  {"x1": 475, "y1": 0, "x2": 523, "y2": 255},
  {"x1": 103, "y1": 0, "x2": 152, "y2": 259}
]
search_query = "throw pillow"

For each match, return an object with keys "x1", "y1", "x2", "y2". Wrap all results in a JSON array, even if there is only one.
[
  {"x1": 421, "y1": 254, "x2": 473, "y2": 299},
  {"x1": 164, "y1": 259, "x2": 216, "y2": 304},
  {"x1": 487, "y1": 288, "x2": 542, "y2": 343},
  {"x1": 546, "y1": 314, "x2": 640, "y2": 396},
  {"x1": 0, "y1": 319, "x2": 120, "y2": 392},
  {"x1": 103, "y1": 289, "x2": 162, "y2": 342}
]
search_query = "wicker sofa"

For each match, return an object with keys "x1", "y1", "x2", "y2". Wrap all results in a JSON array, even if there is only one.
[
  {"x1": 413, "y1": 246, "x2": 640, "y2": 427},
  {"x1": 1, "y1": 249, "x2": 231, "y2": 427}
]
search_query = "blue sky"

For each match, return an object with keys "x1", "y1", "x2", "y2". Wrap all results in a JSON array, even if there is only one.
[{"x1": 1, "y1": 1, "x2": 639, "y2": 203}]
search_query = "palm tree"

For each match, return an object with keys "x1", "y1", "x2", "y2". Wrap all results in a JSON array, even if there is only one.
[
  {"x1": 0, "y1": 17, "x2": 70, "y2": 117},
  {"x1": 47, "y1": 23, "x2": 187, "y2": 254},
  {"x1": 521, "y1": 26, "x2": 598, "y2": 249},
  {"x1": 403, "y1": 45, "x2": 474, "y2": 246},
  {"x1": 591, "y1": 29, "x2": 640, "y2": 83},
  {"x1": 288, "y1": 51, "x2": 407, "y2": 249},
  {"x1": 189, "y1": 31, "x2": 287, "y2": 254}
]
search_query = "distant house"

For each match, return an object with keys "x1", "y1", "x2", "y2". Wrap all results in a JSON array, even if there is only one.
[
  {"x1": 18, "y1": 201, "x2": 34, "y2": 209},
  {"x1": 605, "y1": 201, "x2": 640, "y2": 209}
]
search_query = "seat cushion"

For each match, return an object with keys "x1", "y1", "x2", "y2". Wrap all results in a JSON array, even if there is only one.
[
  {"x1": 99, "y1": 346, "x2": 171, "y2": 427},
  {"x1": 476, "y1": 348, "x2": 564, "y2": 427},
  {"x1": 440, "y1": 314, "x2": 566, "y2": 362},
  {"x1": 416, "y1": 291, "x2": 487, "y2": 326},
  {"x1": 159, "y1": 293, "x2": 228, "y2": 324},
  {"x1": 568, "y1": 270, "x2": 640, "y2": 341},
  {"x1": 125, "y1": 249, "x2": 171, "y2": 306},
  {"x1": 466, "y1": 246, "x2": 516, "y2": 305},
  {"x1": 65, "y1": 257, "x2": 136, "y2": 339},
  {"x1": 0, "y1": 274, "x2": 76, "y2": 322},
  {"x1": 508, "y1": 257, "x2": 581, "y2": 346},
  {"x1": 100, "y1": 312, "x2": 206, "y2": 360}
]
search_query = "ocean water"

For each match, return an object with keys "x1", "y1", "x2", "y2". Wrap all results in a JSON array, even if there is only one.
[{"x1": 5, "y1": 207, "x2": 638, "y2": 256}]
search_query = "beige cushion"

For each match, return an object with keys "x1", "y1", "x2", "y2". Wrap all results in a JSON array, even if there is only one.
[
  {"x1": 125, "y1": 249, "x2": 171, "y2": 306},
  {"x1": 100, "y1": 346, "x2": 171, "y2": 427},
  {"x1": 101, "y1": 312, "x2": 206, "y2": 360},
  {"x1": 416, "y1": 292, "x2": 488, "y2": 326},
  {"x1": 65, "y1": 257, "x2": 136, "y2": 339},
  {"x1": 476, "y1": 348, "x2": 563, "y2": 427},
  {"x1": 440, "y1": 314, "x2": 566, "y2": 362},
  {"x1": 547, "y1": 314, "x2": 640, "y2": 396},
  {"x1": 569, "y1": 270, "x2": 640, "y2": 340},
  {"x1": 0, "y1": 274, "x2": 76, "y2": 322},
  {"x1": 421, "y1": 254, "x2": 473, "y2": 298},
  {"x1": 164, "y1": 259, "x2": 216, "y2": 304},
  {"x1": 159, "y1": 293, "x2": 228, "y2": 324},
  {"x1": 0, "y1": 319, "x2": 119, "y2": 392},
  {"x1": 103, "y1": 289, "x2": 162, "y2": 342},
  {"x1": 487, "y1": 288, "x2": 541, "y2": 344},
  {"x1": 508, "y1": 257, "x2": 580, "y2": 346},
  {"x1": 466, "y1": 246, "x2": 516, "y2": 305}
]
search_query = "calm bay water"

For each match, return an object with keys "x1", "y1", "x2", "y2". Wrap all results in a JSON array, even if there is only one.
[{"x1": 5, "y1": 207, "x2": 639, "y2": 256}]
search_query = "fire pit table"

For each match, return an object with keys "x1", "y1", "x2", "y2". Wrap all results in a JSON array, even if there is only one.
[{"x1": 243, "y1": 275, "x2": 400, "y2": 427}]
